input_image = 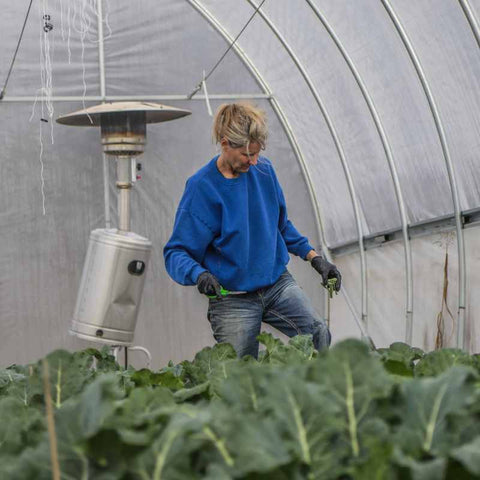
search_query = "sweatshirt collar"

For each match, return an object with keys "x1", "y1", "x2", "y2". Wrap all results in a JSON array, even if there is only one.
[{"x1": 211, "y1": 155, "x2": 243, "y2": 184}]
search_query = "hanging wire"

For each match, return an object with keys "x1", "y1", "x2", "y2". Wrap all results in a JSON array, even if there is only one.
[
  {"x1": 187, "y1": 0, "x2": 267, "y2": 99},
  {"x1": 0, "y1": 0, "x2": 35, "y2": 100},
  {"x1": 29, "y1": 0, "x2": 56, "y2": 215}
]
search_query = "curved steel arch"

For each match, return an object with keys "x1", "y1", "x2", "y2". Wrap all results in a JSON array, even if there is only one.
[
  {"x1": 459, "y1": 0, "x2": 480, "y2": 49},
  {"x1": 186, "y1": 1, "x2": 326, "y2": 245},
  {"x1": 306, "y1": 0, "x2": 415, "y2": 344},
  {"x1": 381, "y1": 0, "x2": 467, "y2": 349},
  {"x1": 185, "y1": 0, "x2": 370, "y2": 339},
  {"x1": 246, "y1": 0, "x2": 368, "y2": 331}
]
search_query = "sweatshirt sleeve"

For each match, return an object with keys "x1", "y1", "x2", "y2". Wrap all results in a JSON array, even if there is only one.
[
  {"x1": 273, "y1": 167, "x2": 314, "y2": 260},
  {"x1": 163, "y1": 208, "x2": 214, "y2": 285}
]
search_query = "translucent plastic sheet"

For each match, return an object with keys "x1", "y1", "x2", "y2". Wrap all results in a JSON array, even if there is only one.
[
  {"x1": 332, "y1": 228, "x2": 479, "y2": 354},
  {"x1": 103, "y1": 0, "x2": 262, "y2": 96},
  {"x1": 3, "y1": 1, "x2": 101, "y2": 97},
  {"x1": 2, "y1": 0, "x2": 480, "y2": 368},
  {"x1": 383, "y1": 0, "x2": 480, "y2": 212}
]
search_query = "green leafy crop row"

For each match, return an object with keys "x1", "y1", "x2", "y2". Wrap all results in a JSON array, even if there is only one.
[{"x1": 0, "y1": 336, "x2": 479, "y2": 480}]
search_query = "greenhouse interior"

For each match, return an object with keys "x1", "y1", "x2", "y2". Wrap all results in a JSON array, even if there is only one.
[{"x1": 2, "y1": 0, "x2": 480, "y2": 478}]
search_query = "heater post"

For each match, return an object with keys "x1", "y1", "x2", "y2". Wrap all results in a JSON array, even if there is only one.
[
  {"x1": 56, "y1": 102, "x2": 191, "y2": 347},
  {"x1": 118, "y1": 187, "x2": 130, "y2": 232},
  {"x1": 116, "y1": 155, "x2": 132, "y2": 232}
]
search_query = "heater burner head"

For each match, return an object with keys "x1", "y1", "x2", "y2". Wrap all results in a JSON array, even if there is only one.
[
  {"x1": 101, "y1": 111, "x2": 147, "y2": 156},
  {"x1": 56, "y1": 101, "x2": 191, "y2": 156}
]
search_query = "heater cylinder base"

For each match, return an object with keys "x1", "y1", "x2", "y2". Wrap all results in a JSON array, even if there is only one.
[
  {"x1": 71, "y1": 228, "x2": 152, "y2": 346},
  {"x1": 69, "y1": 328, "x2": 133, "y2": 346}
]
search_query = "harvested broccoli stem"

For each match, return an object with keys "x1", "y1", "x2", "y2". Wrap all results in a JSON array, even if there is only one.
[{"x1": 326, "y1": 278, "x2": 337, "y2": 299}]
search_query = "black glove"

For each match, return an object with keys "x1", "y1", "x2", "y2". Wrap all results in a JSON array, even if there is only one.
[
  {"x1": 197, "y1": 271, "x2": 223, "y2": 298},
  {"x1": 311, "y1": 256, "x2": 342, "y2": 292}
]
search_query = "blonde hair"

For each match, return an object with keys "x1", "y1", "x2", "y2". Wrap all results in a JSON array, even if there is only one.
[{"x1": 213, "y1": 102, "x2": 267, "y2": 149}]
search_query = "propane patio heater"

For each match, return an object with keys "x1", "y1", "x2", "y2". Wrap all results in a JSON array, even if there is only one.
[{"x1": 57, "y1": 102, "x2": 191, "y2": 350}]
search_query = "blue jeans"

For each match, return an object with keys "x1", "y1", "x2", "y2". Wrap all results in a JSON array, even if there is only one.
[{"x1": 207, "y1": 270, "x2": 331, "y2": 358}]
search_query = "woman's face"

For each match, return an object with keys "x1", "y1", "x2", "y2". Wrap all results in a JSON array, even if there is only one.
[{"x1": 221, "y1": 141, "x2": 261, "y2": 176}]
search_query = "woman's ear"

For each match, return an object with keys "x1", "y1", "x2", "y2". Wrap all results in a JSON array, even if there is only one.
[{"x1": 220, "y1": 137, "x2": 229, "y2": 150}]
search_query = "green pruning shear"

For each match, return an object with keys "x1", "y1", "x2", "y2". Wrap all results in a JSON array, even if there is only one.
[
  {"x1": 208, "y1": 280, "x2": 337, "y2": 299},
  {"x1": 207, "y1": 287, "x2": 247, "y2": 299}
]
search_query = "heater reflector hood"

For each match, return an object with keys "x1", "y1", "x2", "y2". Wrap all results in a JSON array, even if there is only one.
[{"x1": 56, "y1": 101, "x2": 191, "y2": 126}]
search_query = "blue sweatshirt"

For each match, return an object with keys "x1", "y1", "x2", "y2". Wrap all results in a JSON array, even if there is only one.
[{"x1": 163, "y1": 156, "x2": 314, "y2": 292}]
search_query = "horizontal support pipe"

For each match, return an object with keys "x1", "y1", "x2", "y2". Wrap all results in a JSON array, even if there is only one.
[
  {"x1": 331, "y1": 208, "x2": 480, "y2": 257},
  {"x1": 1, "y1": 93, "x2": 272, "y2": 102}
]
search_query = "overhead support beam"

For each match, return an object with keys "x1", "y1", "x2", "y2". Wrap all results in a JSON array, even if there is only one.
[
  {"x1": 247, "y1": 0, "x2": 369, "y2": 338},
  {"x1": 331, "y1": 207, "x2": 480, "y2": 257},
  {"x1": 186, "y1": 0, "x2": 370, "y2": 341},
  {"x1": 381, "y1": 1, "x2": 467, "y2": 350},
  {"x1": 2, "y1": 94, "x2": 272, "y2": 102},
  {"x1": 306, "y1": 0, "x2": 414, "y2": 345}
]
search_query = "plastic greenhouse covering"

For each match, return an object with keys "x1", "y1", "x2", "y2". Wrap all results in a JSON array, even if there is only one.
[{"x1": 2, "y1": 0, "x2": 480, "y2": 369}]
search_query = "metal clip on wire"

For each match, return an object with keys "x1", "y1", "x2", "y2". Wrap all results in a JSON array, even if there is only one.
[
  {"x1": 202, "y1": 70, "x2": 213, "y2": 117},
  {"x1": 43, "y1": 14, "x2": 53, "y2": 33}
]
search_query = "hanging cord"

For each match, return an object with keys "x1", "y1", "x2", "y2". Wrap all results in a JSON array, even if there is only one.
[
  {"x1": 433, "y1": 232, "x2": 456, "y2": 349},
  {"x1": 28, "y1": 0, "x2": 55, "y2": 216},
  {"x1": 0, "y1": 0, "x2": 35, "y2": 100},
  {"x1": 187, "y1": 0, "x2": 267, "y2": 99},
  {"x1": 435, "y1": 249, "x2": 456, "y2": 349}
]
